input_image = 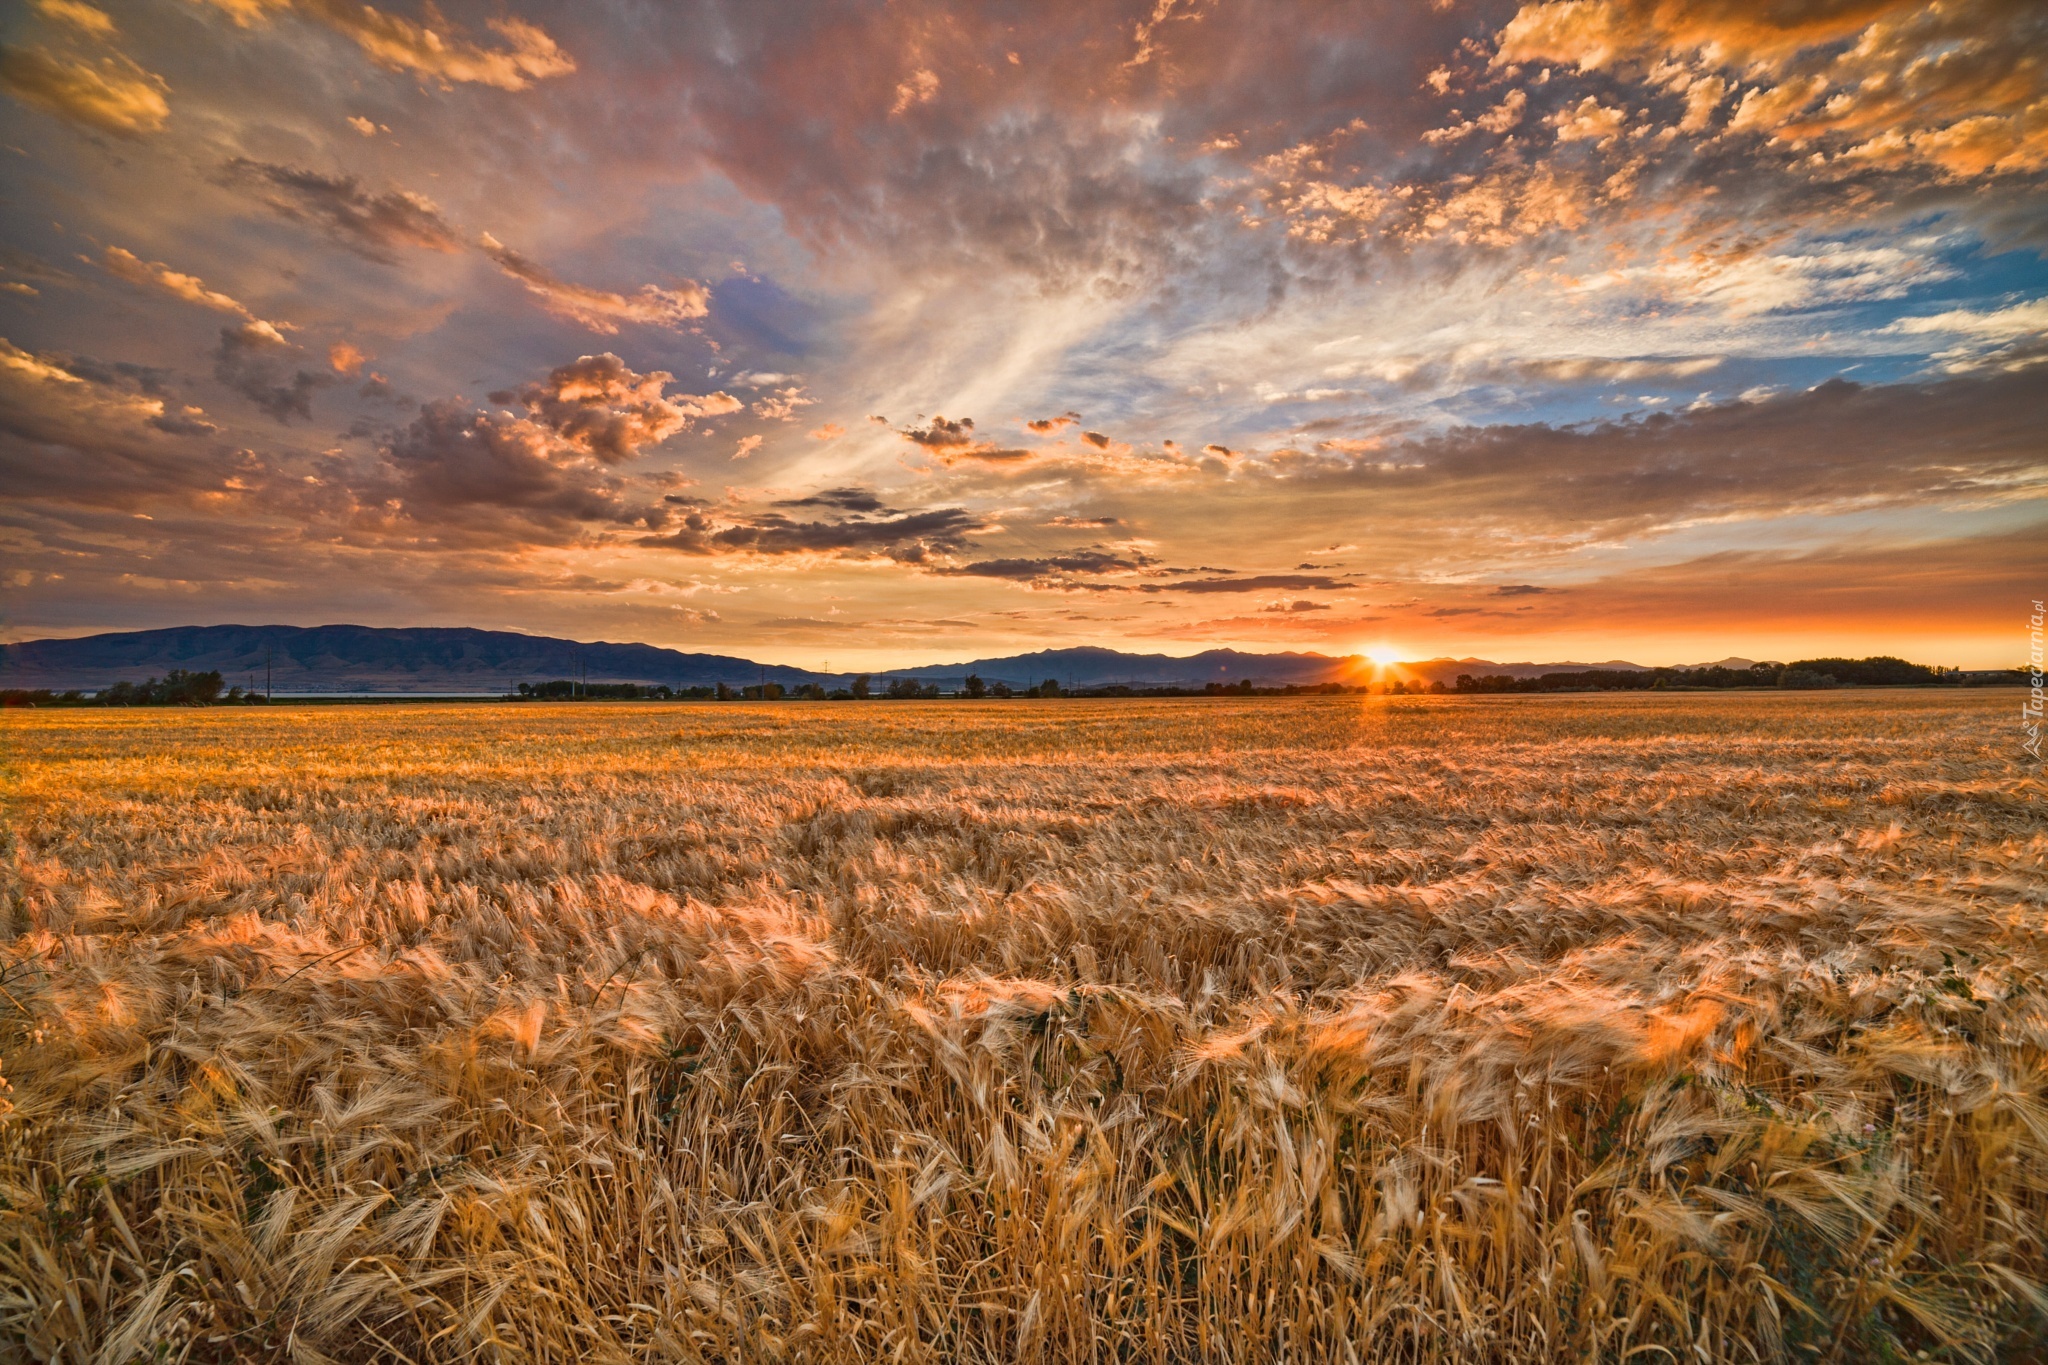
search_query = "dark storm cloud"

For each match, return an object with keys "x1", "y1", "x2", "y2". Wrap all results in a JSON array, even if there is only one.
[
  {"x1": 942, "y1": 549, "x2": 1157, "y2": 580},
  {"x1": 226, "y1": 159, "x2": 462, "y2": 261},
  {"x1": 777, "y1": 487, "x2": 889, "y2": 513},
  {"x1": 375, "y1": 399, "x2": 661, "y2": 532},
  {"x1": 897, "y1": 414, "x2": 1031, "y2": 462},
  {"x1": 1275, "y1": 369, "x2": 2048, "y2": 538},
  {"x1": 0, "y1": 337, "x2": 244, "y2": 506},
  {"x1": 1140, "y1": 574, "x2": 1352, "y2": 594},
  {"x1": 212, "y1": 322, "x2": 331, "y2": 424},
  {"x1": 643, "y1": 503, "x2": 986, "y2": 560}
]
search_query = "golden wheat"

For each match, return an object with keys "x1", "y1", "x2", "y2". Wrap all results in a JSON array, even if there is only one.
[{"x1": 1, "y1": 692, "x2": 2042, "y2": 1362}]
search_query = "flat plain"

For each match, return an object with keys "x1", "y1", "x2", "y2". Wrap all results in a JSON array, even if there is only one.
[{"x1": 1, "y1": 692, "x2": 2042, "y2": 1363}]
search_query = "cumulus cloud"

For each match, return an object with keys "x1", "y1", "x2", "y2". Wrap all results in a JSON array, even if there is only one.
[
  {"x1": 890, "y1": 67, "x2": 939, "y2": 116},
  {"x1": 377, "y1": 400, "x2": 660, "y2": 535},
  {"x1": 228, "y1": 160, "x2": 461, "y2": 260},
  {"x1": 199, "y1": 0, "x2": 573, "y2": 91},
  {"x1": 488, "y1": 353, "x2": 737, "y2": 463},
  {"x1": 898, "y1": 414, "x2": 1030, "y2": 462},
  {"x1": 1027, "y1": 411, "x2": 1082, "y2": 433},
  {"x1": 0, "y1": 45, "x2": 166, "y2": 136},
  {"x1": 752, "y1": 386, "x2": 815, "y2": 421},
  {"x1": 336, "y1": 357, "x2": 742, "y2": 542},
  {"x1": 1491, "y1": 0, "x2": 2048, "y2": 178},
  {"x1": 478, "y1": 234, "x2": 709, "y2": 333}
]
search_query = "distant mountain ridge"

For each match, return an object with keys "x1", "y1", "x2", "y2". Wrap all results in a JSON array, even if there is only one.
[{"x1": 1, "y1": 623, "x2": 1697, "y2": 693}]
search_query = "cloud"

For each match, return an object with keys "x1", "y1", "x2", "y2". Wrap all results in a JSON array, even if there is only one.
[
  {"x1": 0, "y1": 45, "x2": 166, "y2": 136},
  {"x1": 1262, "y1": 599, "x2": 1331, "y2": 612},
  {"x1": 0, "y1": 337, "x2": 234, "y2": 506},
  {"x1": 487, "y1": 353, "x2": 736, "y2": 463},
  {"x1": 34, "y1": 1, "x2": 115, "y2": 38},
  {"x1": 1491, "y1": 0, "x2": 2048, "y2": 179},
  {"x1": 376, "y1": 399, "x2": 660, "y2": 536},
  {"x1": 1027, "y1": 411, "x2": 1082, "y2": 433},
  {"x1": 1079, "y1": 430, "x2": 1112, "y2": 449},
  {"x1": 1046, "y1": 514, "x2": 1121, "y2": 527},
  {"x1": 943, "y1": 549, "x2": 1157, "y2": 581},
  {"x1": 807, "y1": 422, "x2": 845, "y2": 440},
  {"x1": 1157, "y1": 574, "x2": 1351, "y2": 594},
  {"x1": 213, "y1": 321, "x2": 329, "y2": 424},
  {"x1": 1887, "y1": 297, "x2": 2048, "y2": 373},
  {"x1": 1513, "y1": 356, "x2": 1722, "y2": 384},
  {"x1": 227, "y1": 160, "x2": 461, "y2": 260},
  {"x1": 199, "y1": 0, "x2": 573, "y2": 91},
  {"x1": 778, "y1": 487, "x2": 889, "y2": 512},
  {"x1": 328, "y1": 341, "x2": 365, "y2": 375},
  {"x1": 644, "y1": 495, "x2": 987, "y2": 561},
  {"x1": 890, "y1": 67, "x2": 939, "y2": 116},
  {"x1": 477, "y1": 233, "x2": 709, "y2": 333},
  {"x1": 101, "y1": 247, "x2": 282, "y2": 331},
  {"x1": 752, "y1": 386, "x2": 815, "y2": 420},
  {"x1": 898, "y1": 414, "x2": 1030, "y2": 462},
  {"x1": 1272, "y1": 368, "x2": 2048, "y2": 542},
  {"x1": 731, "y1": 434, "x2": 764, "y2": 460},
  {"x1": 901, "y1": 414, "x2": 977, "y2": 449},
  {"x1": 1491, "y1": 584, "x2": 1555, "y2": 596}
]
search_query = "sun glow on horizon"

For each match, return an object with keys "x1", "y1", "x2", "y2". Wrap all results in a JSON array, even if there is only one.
[{"x1": 1364, "y1": 646, "x2": 1403, "y2": 668}]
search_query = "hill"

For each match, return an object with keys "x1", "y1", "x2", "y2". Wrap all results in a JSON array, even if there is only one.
[{"x1": 0, "y1": 624, "x2": 1677, "y2": 693}]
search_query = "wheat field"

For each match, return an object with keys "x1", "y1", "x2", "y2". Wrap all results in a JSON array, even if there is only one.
[{"x1": 1, "y1": 693, "x2": 2042, "y2": 1363}]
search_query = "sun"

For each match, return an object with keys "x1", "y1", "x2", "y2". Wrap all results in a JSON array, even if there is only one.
[{"x1": 1364, "y1": 646, "x2": 1403, "y2": 668}]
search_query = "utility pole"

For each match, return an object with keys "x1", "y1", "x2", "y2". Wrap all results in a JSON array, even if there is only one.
[{"x1": 265, "y1": 645, "x2": 272, "y2": 702}]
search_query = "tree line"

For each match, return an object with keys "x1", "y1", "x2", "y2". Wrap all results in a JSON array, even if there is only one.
[
  {"x1": 1449, "y1": 657, "x2": 1959, "y2": 693},
  {"x1": 3, "y1": 655, "x2": 2000, "y2": 708},
  {"x1": 1, "y1": 670, "x2": 268, "y2": 707}
]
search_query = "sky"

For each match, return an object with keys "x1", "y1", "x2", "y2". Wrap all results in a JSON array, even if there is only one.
[{"x1": 1, "y1": 0, "x2": 2043, "y2": 669}]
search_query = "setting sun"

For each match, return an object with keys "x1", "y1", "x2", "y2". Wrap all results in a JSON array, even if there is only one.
[{"x1": 1365, "y1": 647, "x2": 1403, "y2": 668}]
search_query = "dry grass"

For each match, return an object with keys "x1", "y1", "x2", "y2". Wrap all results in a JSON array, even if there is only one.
[{"x1": 1, "y1": 692, "x2": 2043, "y2": 1363}]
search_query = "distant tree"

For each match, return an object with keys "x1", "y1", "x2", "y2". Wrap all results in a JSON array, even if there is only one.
[
  {"x1": 963, "y1": 673, "x2": 987, "y2": 698},
  {"x1": 1787, "y1": 656, "x2": 1939, "y2": 686},
  {"x1": 990, "y1": 681, "x2": 1013, "y2": 698},
  {"x1": 716, "y1": 682, "x2": 736, "y2": 700},
  {"x1": 1038, "y1": 678, "x2": 1062, "y2": 698},
  {"x1": 885, "y1": 677, "x2": 924, "y2": 699},
  {"x1": 850, "y1": 674, "x2": 871, "y2": 699},
  {"x1": 91, "y1": 671, "x2": 226, "y2": 706},
  {"x1": 1778, "y1": 668, "x2": 1840, "y2": 690}
]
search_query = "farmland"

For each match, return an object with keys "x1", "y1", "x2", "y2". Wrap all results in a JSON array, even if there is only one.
[{"x1": 1, "y1": 692, "x2": 2042, "y2": 1362}]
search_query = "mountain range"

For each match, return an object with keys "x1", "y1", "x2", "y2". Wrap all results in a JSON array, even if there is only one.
[{"x1": 0, "y1": 624, "x2": 1753, "y2": 694}]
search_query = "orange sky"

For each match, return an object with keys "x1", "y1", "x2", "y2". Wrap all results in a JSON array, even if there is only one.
[{"x1": 1, "y1": 0, "x2": 2042, "y2": 668}]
